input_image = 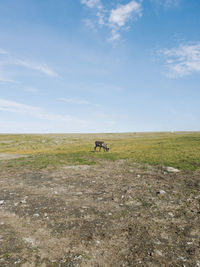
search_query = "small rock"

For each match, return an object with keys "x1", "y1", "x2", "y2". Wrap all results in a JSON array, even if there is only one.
[
  {"x1": 74, "y1": 255, "x2": 82, "y2": 260},
  {"x1": 156, "y1": 190, "x2": 166, "y2": 195},
  {"x1": 155, "y1": 250, "x2": 163, "y2": 256},
  {"x1": 24, "y1": 237, "x2": 35, "y2": 245},
  {"x1": 0, "y1": 200, "x2": 4, "y2": 205},
  {"x1": 20, "y1": 199, "x2": 27, "y2": 204},
  {"x1": 33, "y1": 213, "x2": 39, "y2": 217},
  {"x1": 178, "y1": 256, "x2": 187, "y2": 262},
  {"x1": 137, "y1": 174, "x2": 141, "y2": 178},
  {"x1": 76, "y1": 192, "x2": 83, "y2": 196},
  {"x1": 165, "y1": 167, "x2": 180, "y2": 173}
]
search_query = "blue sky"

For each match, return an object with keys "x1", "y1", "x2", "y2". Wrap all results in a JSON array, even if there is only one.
[{"x1": 0, "y1": 0, "x2": 200, "y2": 133}]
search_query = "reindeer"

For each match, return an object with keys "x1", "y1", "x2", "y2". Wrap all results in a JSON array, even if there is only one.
[{"x1": 94, "y1": 141, "x2": 109, "y2": 152}]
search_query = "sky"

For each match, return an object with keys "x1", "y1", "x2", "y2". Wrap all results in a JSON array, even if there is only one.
[{"x1": 0, "y1": 0, "x2": 200, "y2": 133}]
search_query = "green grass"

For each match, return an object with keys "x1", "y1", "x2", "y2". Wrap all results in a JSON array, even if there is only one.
[{"x1": 0, "y1": 132, "x2": 200, "y2": 170}]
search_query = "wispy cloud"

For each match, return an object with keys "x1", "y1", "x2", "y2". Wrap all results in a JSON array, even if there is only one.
[
  {"x1": 0, "y1": 49, "x2": 10, "y2": 55},
  {"x1": 0, "y1": 98, "x2": 87, "y2": 125},
  {"x1": 151, "y1": 0, "x2": 181, "y2": 8},
  {"x1": 24, "y1": 87, "x2": 40, "y2": 93},
  {"x1": 58, "y1": 97, "x2": 102, "y2": 107},
  {"x1": 81, "y1": 0, "x2": 102, "y2": 9},
  {"x1": 108, "y1": 1, "x2": 142, "y2": 41},
  {"x1": 0, "y1": 75, "x2": 14, "y2": 83},
  {"x1": 58, "y1": 97, "x2": 90, "y2": 105},
  {"x1": 161, "y1": 42, "x2": 200, "y2": 78},
  {"x1": 0, "y1": 48, "x2": 59, "y2": 81},
  {"x1": 13, "y1": 59, "x2": 59, "y2": 78},
  {"x1": 81, "y1": 0, "x2": 142, "y2": 41}
]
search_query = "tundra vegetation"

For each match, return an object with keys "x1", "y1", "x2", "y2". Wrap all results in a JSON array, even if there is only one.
[{"x1": 0, "y1": 132, "x2": 200, "y2": 266}]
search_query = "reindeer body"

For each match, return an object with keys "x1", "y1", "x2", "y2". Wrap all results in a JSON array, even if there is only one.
[{"x1": 94, "y1": 141, "x2": 109, "y2": 152}]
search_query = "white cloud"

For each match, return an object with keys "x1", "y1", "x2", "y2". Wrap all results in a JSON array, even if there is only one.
[
  {"x1": 109, "y1": 1, "x2": 142, "y2": 27},
  {"x1": 161, "y1": 42, "x2": 200, "y2": 78},
  {"x1": 108, "y1": 1, "x2": 142, "y2": 42},
  {"x1": 81, "y1": 0, "x2": 142, "y2": 41},
  {"x1": 81, "y1": 0, "x2": 102, "y2": 9},
  {"x1": 0, "y1": 98, "x2": 87, "y2": 125}
]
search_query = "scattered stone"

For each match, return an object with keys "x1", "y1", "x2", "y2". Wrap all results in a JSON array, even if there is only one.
[
  {"x1": 76, "y1": 192, "x2": 83, "y2": 196},
  {"x1": 165, "y1": 167, "x2": 180, "y2": 173},
  {"x1": 33, "y1": 213, "x2": 39, "y2": 217},
  {"x1": 24, "y1": 237, "x2": 35, "y2": 246},
  {"x1": 178, "y1": 256, "x2": 187, "y2": 262},
  {"x1": 20, "y1": 199, "x2": 27, "y2": 204},
  {"x1": 155, "y1": 250, "x2": 163, "y2": 256},
  {"x1": 0, "y1": 200, "x2": 4, "y2": 205},
  {"x1": 156, "y1": 190, "x2": 166, "y2": 195},
  {"x1": 74, "y1": 255, "x2": 82, "y2": 260},
  {"x1": 63, "y1": 165, "x2": 90, "y2": 170}
]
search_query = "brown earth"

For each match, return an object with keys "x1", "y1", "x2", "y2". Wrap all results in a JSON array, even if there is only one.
[{"x1": 0, "y1": 160, "x2": 200, "y2": 266}]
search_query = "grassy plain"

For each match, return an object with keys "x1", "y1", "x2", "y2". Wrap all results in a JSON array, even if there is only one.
[
  {"x1": 0, "y1": 131, "x2": 200, "y2": 170},
  {"x1": 0, "y1": 132, "x2": 200, "y2": 266}
]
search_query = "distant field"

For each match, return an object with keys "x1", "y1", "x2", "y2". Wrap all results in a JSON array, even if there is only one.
[{"x1": 0, "y1": 132, "x2": 200, "y2": 170}]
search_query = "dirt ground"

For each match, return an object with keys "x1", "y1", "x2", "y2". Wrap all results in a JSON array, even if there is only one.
[{"x1": 0, "y1": 159, "x2": 200, "y2": 266}]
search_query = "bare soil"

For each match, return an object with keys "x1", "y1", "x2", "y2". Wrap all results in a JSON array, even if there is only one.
[
  {"x1": 0, "y1": 160, "x2": 200, "y2": 266},
  {"x1": 0, "y1": 154, "x2": 27, "y2": 160}
]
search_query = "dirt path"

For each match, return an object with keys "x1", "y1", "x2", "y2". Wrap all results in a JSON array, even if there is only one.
[{"x1": 0, "y1": 160, "x2": 200, "y2": 266}]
